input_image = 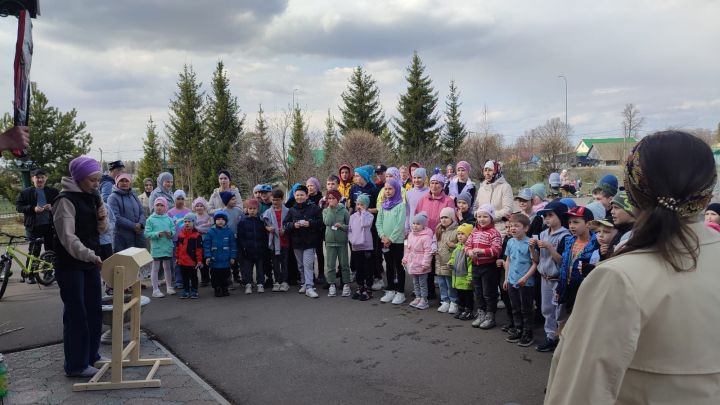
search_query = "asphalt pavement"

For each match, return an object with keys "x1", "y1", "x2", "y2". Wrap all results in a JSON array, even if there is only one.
[{"x1": 1, "y1": 275, "x2": 550, "y2": 405}]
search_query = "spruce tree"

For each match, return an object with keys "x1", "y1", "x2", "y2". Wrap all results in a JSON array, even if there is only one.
[
  {"x1": 166, "y1": 64, "x2": 205, "y2": 195},
  {"x1": 200, "y1": 61, "x2": 244, "y2": 196},
  {"x1": 251, "y1": 104, "x2": 276, "y2": 183},
  {"x1": 136, "y1": 116, "x2": 163, "y2": 188},
  {"x1": 288, "y1": 105, "x2": 313, "y2": 184},
  {"x1": 394, "y1": 52, "x2": 441, "y2": 161},
  {"x1": 441, "y1": 80, "x2": 467, "y2": 162},
  {"x1": 337, "y1": 66, "x2": 386, "y2": 136},
  {"x1": 322, "y1": 109, "x2": 340, "y2": 173}
]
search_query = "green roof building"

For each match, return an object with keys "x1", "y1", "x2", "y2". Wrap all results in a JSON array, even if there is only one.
[{"x1": 576, "y1": 137, "x2": 639, "y2": 157}]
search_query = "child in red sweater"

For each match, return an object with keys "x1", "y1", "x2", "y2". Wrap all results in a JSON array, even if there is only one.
[
  {"x1": 176, "y1": 213, "x2": 203, "y2": 299},
  {"x1": 465, "y1": 203, "x2": 503, "y2": 329}
]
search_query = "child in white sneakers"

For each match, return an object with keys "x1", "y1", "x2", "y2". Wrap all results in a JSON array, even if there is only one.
[
  {"x1": 402, "y1": 212, "x2": 437, "y2": 310},
  {"x1": 348, "y1": 194, "x2": 375, "y2": 301},
  {"x1": 435, "y1": 207, "x2": 458, "y2": 313},
  {"x1": 322, "y1": 190, "x2": 351, "y2": 297},
  {"x1": 144, "y1": 197, "x2": 176, "y2": 297}
]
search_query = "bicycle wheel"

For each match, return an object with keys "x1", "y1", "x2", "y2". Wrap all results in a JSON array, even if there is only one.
[
  {"x1": 34, "y1": 251, "x2": 56, "y2": 286},
  {"x1": 0, "y1": 259, "x2": 11, "y2": 300}
]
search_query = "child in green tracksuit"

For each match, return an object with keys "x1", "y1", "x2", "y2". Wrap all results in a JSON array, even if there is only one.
[
  {"x1": 322, "y1": 190, "x2": 351, "y2": 297},
  {"x1": 449, "y1": 223, "x2": 474, "y2": 319}
]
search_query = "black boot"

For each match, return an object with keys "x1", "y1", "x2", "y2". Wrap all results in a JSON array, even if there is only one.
[{"x1": 214, "y1": 287, "x2": 222, "y2": 297}]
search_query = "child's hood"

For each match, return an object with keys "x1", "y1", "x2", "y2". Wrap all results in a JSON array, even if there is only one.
[{"x1": 412, "y1": 227, "x2": 434, "y2": 238}]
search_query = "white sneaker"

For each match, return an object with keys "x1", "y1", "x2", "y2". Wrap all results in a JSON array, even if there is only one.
[
  {"x1": 448, "y1": 302, "x2": 459, "y2": 314},
  {"x1": 272, "y1": 283, "x2": 280, "y2": 292},
  {"x1": 409, "y1": 297, "x2": 421, "y2": 308},
  {"x1": 391, "y1": 292, "x2": 406, "y2": 305},
  {"x1": 416, "y1": 298, "x2": 429, "y2": 310},
  {"x1": 245, "y1": 284, "x2": 253, "y2": 294},
  {"x1": 498, "y1": 300, "x2": 506, "y2": 309},
  {"x1": 371, "y1": 278, "x2": 384, "y2": 291},
  {"x1": 298, "y1": 285, "x2": 306, "y2": 294},
  {"x1": 438, "y1": 301, "x2": 450, "y2": 313},
  {"x1": 257, "y1": 284, "x2": 265, "y2": 293},
  {"x1": 152, "y1": 289, "x2": 165, "y2": 298},
  {"x1": 328, "y1": 284, "x2": 337, "y2": 297},
  {"x1": 306, "y1": 287, "x2": 319, "y2": 298},
  {"x1": 380, "y1": 290, "x2": 396, "y2": 303},
  {"x1": 280, "y1": 282, "x2": 290, "y2": 292},
  {"x1": 166, "y1": 287, "x2": 176, "y2": 295},
  {"x1": 341, "y1": 284, "x2": 351, "y2": 297}
]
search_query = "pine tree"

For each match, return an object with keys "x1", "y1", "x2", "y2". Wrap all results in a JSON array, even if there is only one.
[
  {"x1": 337, "y1": 66, "x2": 386, "y2": 136},
  {"x1": 322, "y1": 109, "x2": 340, "y2": 174},
  {"x1": 136, "y1": 116, "x2": 163, "y2": 188},
  {"x1": 380, "y1": 126, "x2": 398, "y2": 161},
  {"x1": 394, "y1": 52, "x2": 441, "y2": 161},
  {"x1": 440, "y1": 80, "x2": 467, "y2": 162},
  {"x1": 288, "y1": 105, "x2": 313, "y2": 184},
  {"x1": 199, "y1": 61, "x2": 244, "y2": 196},
  {"x1": 166, "y1": 64, "x2": 205, "y2": 196},
  {"x1": 251, "y1": 104, "x2": 276, "y2": 183}
]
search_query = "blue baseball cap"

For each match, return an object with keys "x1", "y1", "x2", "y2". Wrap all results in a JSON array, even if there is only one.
[{"x1": 253, "y1": 184, "x2": 272, "y2": 193}]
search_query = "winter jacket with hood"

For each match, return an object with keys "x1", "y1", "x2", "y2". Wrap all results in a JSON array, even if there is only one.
[
  {"x1": 144, "y1": 212, "x2": 176, "y2": 258},
  {"x1": 348, "y1": 209, "x2": 374, "y2": 251},
  {"x1": 337, "y1": 164, "x2": 353, "y2": 201},
  {"x1": 449, "y1": 243, "x2": 472, "y2": 290},
  {"x1": 322, "y1": 204, "x2": 350, "y2": 245},
  {"x1": 464, "y1": 223, "x2": 502, "y2": 266},
  {"x1": 415, "y1": 192, "x2": 455, "y2": 232},
  {"x1": 283, "y1": 201, "x2": 323, "y2": 249},
  {"x1": 176, "y1": 227, "x2": 203, "y2": 266},
  {"x1": 473, "y1": 175, "x2": 514, "y2": 236},
  {"x1": 376, "y1": 201, "x2": 406, "y2": 244},
  {"x1": 435, "y1": 223, "x2": 458, "y2": 276},
  {"x1": 208, "y1": 186, "x2": 244, "y2": 213},
  {"x1": 262, "y1": 205, "x2": 288, "y2": 255},
  {"x1": 236, "y1": 215, "x2": 267, "y2": 259},
  {"x1": 203, "y1": 224, "x2": 237, "y2": 269},
  {"x1": 107, "y1": 185, "x2": 145, "y2": 251},
  {"x1": 192, "y1": 198, "x2": 213, "y2": 234},
  {"x1": 404, "y1": 227, "x2": 437, "y2": 275}
]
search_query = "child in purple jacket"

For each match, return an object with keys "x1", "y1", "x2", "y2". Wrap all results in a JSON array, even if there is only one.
[{"x1": 348, "y1": 193, "x2": 374, "y2": 301}]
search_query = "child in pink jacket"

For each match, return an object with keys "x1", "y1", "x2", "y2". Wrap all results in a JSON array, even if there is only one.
[{"x1": 402, "y1": 212, "x2": 437, "y2": 309}]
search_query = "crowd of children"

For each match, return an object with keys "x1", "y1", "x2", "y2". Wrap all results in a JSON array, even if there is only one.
[{"x1": 106, "y1": 160, "x2": 720, "y2": 353}]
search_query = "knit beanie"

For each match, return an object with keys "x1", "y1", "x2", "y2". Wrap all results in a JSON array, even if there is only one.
[
  {"x1": 69, "y1": 156, "x2": 101, "y2": 182},
  {"x1": 440, "y1": 207, "x2": 456, "y2": 222},
  {"x1": 586, "y1": 201, "x2": 607, "y2": 221},
  {"x1": 413, "y1": 211, "x2": 429, "y2": 227},
  {"x1": 456, "y1": 191, "x2": 472, "y2": 206},
  {"x1": 213, "y1": 210, "x2": 228, "y2": 222},
  {"x1": 611, "y1": 191, "x2": 634, "y2": 215},
  {"x1": 707, "y1": 203, "x2": 720, "y2": 215},
  {"x1": 356, "y1": 193, "x2": 370, "y2": 208},
  {"x1": 174, "y1": 189, "x2": 187, "y2": 200},
  {"x1": 354, "y1": 165, "x2": 374, "y2": 184},
  {"x1": 306, "y1": 177, "x2": 321, "y2": 193},
  {"x1": 456, "y1": 161, "x2": 471, "y2": 174},
  {"x1": 183, "y1": 213, "x2": 197, "y2": 223},
  {"x1": 530, "y1": 183, "x2": 546, "y2": 200},
  {"x1": 115, "y1": 173, "x2": 132, "y2": 185},
  {"x1": 598, "y1": 174, "x2": 619, "y2": 196},
  {"x1": 327, "y1": 190, "x2": 342, "y2": 201},
  {"x1": 476, "y1": 203, "x2": 495, "y2": 220},
  {"x1": 386, "y1": 167, "x2": 400, "y2": 180},
  {"x1": 430, "y1": 174, "x2": 446, "y2": 184},
  {"x1": 154, "y1": 197, "x2": 168, "y2": 212},
  {"x1": 548, "y1": 172, "x2": 561, "y2": 188},
  {"x1": 413, "y1": 167, "x2": 427, "y2": 179},
  {"x1": 220, "y1": 191, "x2": 235, "y2": 206},
  {"x1": 245, "y1": 198, "x2": 259, "y2": 209},
  {"x1": 457, "y1": 223, "x2": 473, "y2": 236},
  {"x1": 193, "y1": 197, "x2": 208, "y2": 210}
]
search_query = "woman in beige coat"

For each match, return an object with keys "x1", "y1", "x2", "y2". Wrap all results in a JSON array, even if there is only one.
[
  {"x1": 545, "y1": 131, "x2": 720, "y2": 405},
  {"x1": 473, "y1": 160, "x2": 513, "y2": 236}
]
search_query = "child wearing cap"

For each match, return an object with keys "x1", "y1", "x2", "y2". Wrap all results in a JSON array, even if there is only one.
[
  {"x1": 449, "y1": 223, "x2": 474, "y2": 317},
  {"x1": 402, "y1": 212, "x2": 437, "y2": 309},
  {"x1": 168, "y1": 189, "x2": 191, "y2": 289},
  {"x1": 435, "y1": 206, "x2": 459, "y2": 314},
  {"x1": 262, "y1": 189, "x2": 290, "y2": 292},
  {"x1": 348, "y1": 193, "x2": 375, "y2": 301},
  {"x1": 283, "y1": 185, "x2": 323, "y2": 298},
  {"x1": 592, "y1": 174, "x2": 618, "y2": 218},
  {"x1": 588, "y1": 217, "x2": 618, "y2": 266},
  {"x1": 529, "y1": 201, "x2": 570, "y2": 352},
  {"x1": 502, "y1": 213, "x2": 537, "y2": 347},
  {"x1": 253, "y1": 184, "x2": 273, "y2": 215},
  {"x1": 144, "y1": 197, "x2": 177, "y2": 298},
  {"x1": 466, "y1": 203, "x2": 503, "y2": 329},
  {"x1": 609, "y1": 191, "x2": 635, "y2": 251},
  {"x1": 204, "y1": 211, "x2": 237, "y2": 297},
  {"x1": 322, "y1": 189, "x2": 351, "y2": 297},
  {"x1": 555, "y1": 206, "x2": 599, "y2": 317},
  {"x1": 176, "y1": 213, "x2": 203, "y2": 299},
  {"x1": 237, "y1": 199, "x2": 268, "y2": 294}
]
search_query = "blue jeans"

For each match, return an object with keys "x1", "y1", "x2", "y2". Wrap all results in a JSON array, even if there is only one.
[
  {"x1": 55, "y1": 267, "x2": 102, "y2": 374},
  {"x1": 437, "y1": 275, "x2": 457, "y2": 303}
]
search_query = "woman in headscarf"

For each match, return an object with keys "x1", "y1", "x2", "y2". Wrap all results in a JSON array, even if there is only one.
[
  {"x1": 208, "y1": 170, "x2": 244, "y2": 214},
  {"x1": 137, "y1": 177, "x2": 154, "y2": 217},
  {"x1": 149, "y1": 172, "x2": 174, "y2": 209},
  {"x1": 107, "y1": 173, "x2": 145, "y2": 252},
  {"x1": 473, "y1": 160, "x2": 513, "y2": 236},
  {"x1": 545, "y1": 131, "x2": 720, "y2": 405},
  {"x1": 52, "y1": 156, "x2": 108, "y2": 377}
]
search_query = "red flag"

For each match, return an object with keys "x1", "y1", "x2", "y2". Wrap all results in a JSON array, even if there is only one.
[{"x1": 12, "y1": 9, "x2": 32, "y2": 157}]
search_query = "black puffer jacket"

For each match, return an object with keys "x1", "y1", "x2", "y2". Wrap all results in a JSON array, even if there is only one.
[{"x1": 282, "y1": 201, "x2": 322, "y2": 249}]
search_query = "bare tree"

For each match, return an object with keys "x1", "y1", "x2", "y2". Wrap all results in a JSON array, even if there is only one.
[
  {"x1": 533, "y1": 117, "x2": 573, "y2": 173},
  {"x1": 456, "y1": 132, "x2": 505, "y2": 175},
  {"x1": 621, "y1": 103, "x2": 645, "y2": 139},
  {"x1": 270, "y1": 109, "x2": 294, "y2": 190},
  {"x1": 337, "y1": 129, "x2": 391, "y2": 169}
]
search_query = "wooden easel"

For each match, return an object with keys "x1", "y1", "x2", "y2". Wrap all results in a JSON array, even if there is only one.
[{"x1": 73, "y1": 248, "x2": 172, "y2": 391}]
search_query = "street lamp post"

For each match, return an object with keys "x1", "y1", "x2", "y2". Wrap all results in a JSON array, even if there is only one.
[
  {"x1": 292, "y1": 88, "x2": 299, "y2": 109},
  {"x1": 558, "y1": 75, "x2": 568, "y2": 136}
]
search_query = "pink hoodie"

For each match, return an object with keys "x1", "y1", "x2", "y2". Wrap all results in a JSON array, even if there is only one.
[{"x1": 404, "y1": 227, "x2": 437, "y2": 275}]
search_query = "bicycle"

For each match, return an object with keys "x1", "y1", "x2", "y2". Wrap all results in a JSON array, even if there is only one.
[{"x1": 0, "y1": 231, "x2": 56, "y2": 300}]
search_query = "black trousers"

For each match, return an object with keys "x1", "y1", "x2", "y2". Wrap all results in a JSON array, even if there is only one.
[
  {"x1": 372, "y1": 226, "x2": 384, "y2": 280},
  {"x1": 315, "y1": 238, "x2": 325, "y2": 283},
  {"x1": 27, "y1": 223, "x2": 53, "y2": 256},
  {"x1": 351, "y1": 250, "x2": 374, "y2": 289},
  {"x1": 499, "y1": 266, "x2": 513, "y2": 320},
  {"x1": 211, "y1": 268, "x2": 230, "y2": 289},
  {"x1": 457, "y1": 289, "x2": 474, "y2": 310},
  {"x1": 263, "y1": 247, "x2": 274, "y2": 286},
  {"x1": 472, "y1": 263, "x2": 499, "y2": 313},
  {"x1": 428, "y1": 257, "x2": 437, "y2": 299},
  {"x1": 508, "y1": 285, "x2": 534, "y2": 334},
  {"x1": 180, "y1": 265, "x2": 198, "y2": 292},
  {"x1": 382, "y1": 243, "x2": 405, "y2": 293},
  {"x1": 199, "y1": 263, "x2": 210, "y2": 284}
]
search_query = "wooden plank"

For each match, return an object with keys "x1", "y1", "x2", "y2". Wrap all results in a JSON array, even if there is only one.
[
  {"x1": 121, "y1": 339, "x2": 137, "y2": 359},
  {"x1": 146, "y1": 359, "x2": 161, "y2": 380},
  {"x1": 89, "y1": 362, "x2": 110, "y2": 383},
  {"x1": 121, "y1": 297, "x2": 139, "y2": 314},
  {"x1": 73, "y1": 379, "x2": 162, "y2": 391}
]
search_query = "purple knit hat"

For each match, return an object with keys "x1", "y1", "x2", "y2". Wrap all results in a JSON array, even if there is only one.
[
  {"x1": 456, "y1": 161, "x2": 471, "y2": 175},
  {"x1": 69, "y1": 156, "x2": 101, "y2": 182},
  {"x1": 306, "y1": 177, "x2": 321, "y2": 194}
]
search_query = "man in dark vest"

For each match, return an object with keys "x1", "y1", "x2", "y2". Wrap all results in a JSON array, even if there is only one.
[{"x1": 15, "y1": 168, "x2": 59, "y2": 283}]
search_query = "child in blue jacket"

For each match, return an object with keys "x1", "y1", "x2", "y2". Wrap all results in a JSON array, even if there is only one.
[{"x1": 203, "y1": 210, "x2": 237, "y2": 297}]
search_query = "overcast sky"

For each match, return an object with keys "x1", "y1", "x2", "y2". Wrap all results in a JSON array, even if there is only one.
[{"x1": 0, "y1": 0, "x2": 718, "y2": 162}]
